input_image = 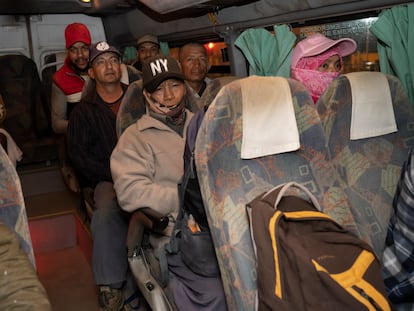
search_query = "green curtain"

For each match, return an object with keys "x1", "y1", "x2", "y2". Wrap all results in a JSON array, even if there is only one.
[
  {"x1": 370, "y1": 4, "x2": 414, "y2": 106},
  {"x1": 160, "y1": 41, "x2": 170, "y2": 56},
  {"x1": 234, "y1": 24, "x2": 296, "y2": 77}
]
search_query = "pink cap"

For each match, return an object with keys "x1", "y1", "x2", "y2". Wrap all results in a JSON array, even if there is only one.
[{"x1": 291, "y1": 33, "x2": 357, "y2": 68}]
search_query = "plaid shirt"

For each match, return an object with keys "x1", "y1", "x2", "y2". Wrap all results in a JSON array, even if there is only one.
[{"x1": 382, "y1": 147, "x2": 414, "y2": 304}]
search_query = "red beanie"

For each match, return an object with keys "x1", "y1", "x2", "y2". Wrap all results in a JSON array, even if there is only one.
[{"x1": 65, "y1": 23, "x2": 91, "y2": 49}]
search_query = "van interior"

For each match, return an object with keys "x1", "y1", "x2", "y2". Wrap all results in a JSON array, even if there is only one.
[{"x1": 0, "y1": 0, "x2": 412, "y2": 310}]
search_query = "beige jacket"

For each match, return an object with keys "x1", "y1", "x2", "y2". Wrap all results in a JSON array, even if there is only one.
[{"x1": 111, "y1": 110, "x2": 193, "y2": 235}]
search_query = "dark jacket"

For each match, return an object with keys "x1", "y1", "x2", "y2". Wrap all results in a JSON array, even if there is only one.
[{"x1": 67, "y1": 82, "x2": 127, "y2": 188}]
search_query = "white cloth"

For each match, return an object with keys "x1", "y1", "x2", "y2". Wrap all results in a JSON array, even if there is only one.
[
  {"x1": 240, "y1": 76, "x2": 299, "y2": 159},
  {"x1": 347, "y1": 72, "x2": 397, "y2": 140},
  {"x1": 0, "y1": 128, "x2": 22, "y2": 166}
]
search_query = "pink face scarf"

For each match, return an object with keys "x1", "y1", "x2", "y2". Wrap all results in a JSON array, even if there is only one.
[{"x1": 291, "y1": 48, "x2": 342, "y2": 103}]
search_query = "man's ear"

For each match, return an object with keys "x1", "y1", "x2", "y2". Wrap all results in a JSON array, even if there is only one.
[{"x1": 88, "y1": 67, "x2": 94, "y2": 79}]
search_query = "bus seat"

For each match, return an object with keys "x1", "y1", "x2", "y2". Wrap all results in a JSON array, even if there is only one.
[
  {"x1": 194, "y1": 75, "x2": 357, "y2": 310},
  {"x1": 0, "y1": 145, "x2": 35, "y2": 267},
  {"x1": 41, "y1": 51, "x2": 66, "y2": 112},
  {"x1": 116, "y1": 80, "x2": 146, "y2": 138},
  {"x1": 195, "y1": 76, "x2": 239, "y2": 110},
  {"x1": 316, "y1": 71, "x2": 414, "y2": 258},
  {"x1": 0, "y1": 54, "x2": 57, "y2": 165}
]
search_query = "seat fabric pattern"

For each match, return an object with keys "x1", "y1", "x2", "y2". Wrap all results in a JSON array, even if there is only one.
[
  {"x1": 0, "y1": 146, "x2": 35, "y2": 267},
  {"x1": 317, "y1": 73, "x2": 414, "y2": 258},
  {"x1": 195, "y1": 76, "x2": 358, "y2": 310}
]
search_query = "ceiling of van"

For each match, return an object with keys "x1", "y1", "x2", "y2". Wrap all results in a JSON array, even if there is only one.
[
  {"x1": 137, "y1": 0, "x2": 258, "y2": 14},
  {"x1": 0, "y1": 0, "x2": 409, "y2": 18},
  {"x1": 0, "y1": 0, "x2": 257, "y2": 16}
]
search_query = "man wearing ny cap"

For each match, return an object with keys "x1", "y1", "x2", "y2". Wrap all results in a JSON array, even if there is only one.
[
  {"x1": 132, "y1": 34, "x2": 160, "y2": 71},
  {"x1": 67, "y1": 41, "x2": 132, "y2": 311},
  {"x1": 111, "y1": 55, "x2": 193, "y2": 299}
]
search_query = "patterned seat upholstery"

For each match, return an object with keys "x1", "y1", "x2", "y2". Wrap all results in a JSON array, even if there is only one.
[
  {"x1": 195, "y1": 76, "x2": 357, "y2": 310},
  {"x1": 116, "y1": 80, "x2": 146, "y2": 138},
  {"x1": 316, "y1": 72, "x2": 414, "y2": 258},
  {"x1": 0, "y1": 145, "x2": 35, "y2": 267}
]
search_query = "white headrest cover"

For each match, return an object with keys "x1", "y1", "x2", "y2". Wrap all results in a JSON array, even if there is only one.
[
  {"x1": 347, "y1": 72, "x2": 397, "y2": 140},
  {"x1": 240, "y1": 76, "x2": 300, "y2": 159}
]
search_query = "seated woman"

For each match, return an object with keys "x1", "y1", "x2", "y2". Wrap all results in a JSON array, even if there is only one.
[{"x1": 290, "y1": 33, "x2": 356, "y2": 103}]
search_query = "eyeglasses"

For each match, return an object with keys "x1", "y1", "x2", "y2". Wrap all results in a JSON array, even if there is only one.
[{"x1": 93, "y1": 56, "x2": 121, "y2": 67}]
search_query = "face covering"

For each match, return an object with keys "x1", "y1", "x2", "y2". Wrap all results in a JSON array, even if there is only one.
[
  {"x1": 291, "y1": 48, "x2": 342, "y2": 103},
  {"x1": 143, "y1": 89, "x2": 186, "y2": 118}
]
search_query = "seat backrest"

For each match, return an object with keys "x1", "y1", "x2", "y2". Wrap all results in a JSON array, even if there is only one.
[
  {"x1": 0, "y1": 145, "x2": 35, "y2": 267},
  {"x1": 316, "y1": 72, "x2": 414, "y2": 258},
  {"x1": 0, "y1": 54, "x2": 57, "y2": 165},
  {"x1": 41, "y1": 51, "x2": 66, "y2": 113},
  {"x1": 116, "y1": 80, "x2": 146, "y2": 138},
  {"x1": 194, "y1": 75, "x2": 357, "y2": 310}
]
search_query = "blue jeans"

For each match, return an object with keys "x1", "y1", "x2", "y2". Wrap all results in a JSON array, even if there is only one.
[{"x1": 91, "y1": 181, "x2": 129, "y2": 287}]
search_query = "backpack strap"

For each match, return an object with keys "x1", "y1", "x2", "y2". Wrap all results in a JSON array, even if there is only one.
[{"x1": 263, "y1": 182, "x2": 322, "y2": 211}]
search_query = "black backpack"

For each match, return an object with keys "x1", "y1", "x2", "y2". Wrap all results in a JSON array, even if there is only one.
[{"x1": 246, "y1": 182, "x2": 391, "y2": 311}]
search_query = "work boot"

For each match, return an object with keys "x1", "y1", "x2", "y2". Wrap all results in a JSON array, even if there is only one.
[{"x1": 98, "y1": 286, "x2": 124, "y2": 311}]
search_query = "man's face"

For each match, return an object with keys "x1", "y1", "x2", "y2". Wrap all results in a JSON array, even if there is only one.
[
  {"x1": 88, "y1": 52, "x2": 122, "y2": 84},
  {"x1": 179, "y1": 45, "x2": 211, "y2": 84},
  {"x1": 137, "y1": 42, "x2": 159, "y2": 63},
  {"x1": 67, "y1": 42, "x2": 89, "y2": 72},
  {"x1": 147, "y1": 79, "x2": 186, "y2": 116}
]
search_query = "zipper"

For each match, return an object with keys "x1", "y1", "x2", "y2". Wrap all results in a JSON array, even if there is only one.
[{"x1": 352, "y1": 285, "x2": 383, "y2": 311}]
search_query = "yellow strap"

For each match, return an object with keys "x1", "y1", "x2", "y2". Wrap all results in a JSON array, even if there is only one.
[
  {"x1": 313, "y1": 250, "x2": 390, "y2": 311},
  {"x1": 284, "y1": 210, "x2": 334, "y2": 221},
  {"x1": 269, "y1": 210, "x2": 335, "y2": 299},
  {"x1": 269, "y1": 210, "x2": 283, "y2": 298}
]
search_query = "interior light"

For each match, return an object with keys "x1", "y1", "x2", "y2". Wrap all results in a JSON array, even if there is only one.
[
  {"x1": 80, "y1": 0, "x2": 91, "y2": 3},
  {"x1": 207, "y1": 42, "x2": 215, "y2": 50}
]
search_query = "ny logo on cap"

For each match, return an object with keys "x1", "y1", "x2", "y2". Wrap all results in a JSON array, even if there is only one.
[{"x1": 150, "y1": 59, "x2": 169, "y2": 77}]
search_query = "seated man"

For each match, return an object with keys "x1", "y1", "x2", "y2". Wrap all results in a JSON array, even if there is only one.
[
  {"x1": 179, "y1": 42, "x2": 211, "y2": 99},
  {"x1": 111, "y1": 54, "x2": 194, "y2": 308},
  {"x1": 52, "y1": 23, "x2": 140, "y2": 192},
  {"x1": 67, "y1": 41, "x2": 130, "y2": 311},
  {"x1": 382, "y1": 146, "x2": 414, "y2": 305},
  {"x1": 131, "y1": 34, "x2": 160, "y2": 72},
  {"x1": 166, "y1": 107, "x2": 228, "y2": 310}
]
